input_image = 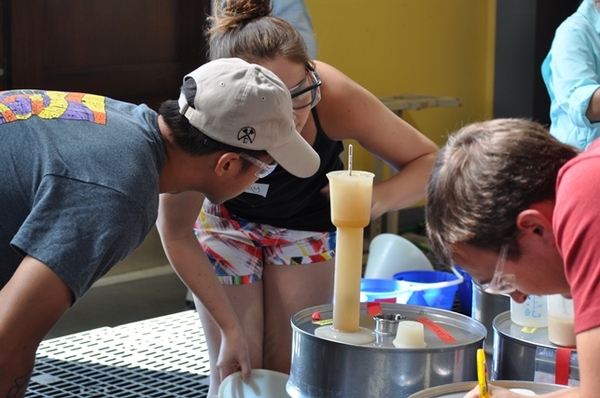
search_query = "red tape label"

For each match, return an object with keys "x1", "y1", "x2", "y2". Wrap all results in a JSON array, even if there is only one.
[
  {"x1": 555, "y1": 347, "x2": 572, "y2": 385},
  {"x1": 367, "y1": 302, "x2": 382, "y2": 317},
  {"x1": 416, "y1": 316, "x2": 457, "y2": 343}
]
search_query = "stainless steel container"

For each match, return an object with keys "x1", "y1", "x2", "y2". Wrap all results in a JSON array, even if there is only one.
[
  {"x1": 373, "y1": 313, "x2": 405, "y2": 347},
  {"x1": 408, "y1": 380, "x2": 568, "y2": 397},
  {"x1": 492, "y1": 311, "x2": 579, "y2": 382},
  {"x1": 287, "y1": 303, "x2": 486, "y2": 398},
  {"x1": 471, "y1": 281, "x2": 510, "y2": 354}
]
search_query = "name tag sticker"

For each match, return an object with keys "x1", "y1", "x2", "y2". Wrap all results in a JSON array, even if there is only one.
[{"x1": 244, "y1": 183, "x2": 269, "y2": 197}]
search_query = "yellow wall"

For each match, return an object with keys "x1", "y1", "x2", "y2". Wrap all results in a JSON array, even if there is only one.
[{"x1": 306, "y1": 0, "x2": 497, "y2": 170}]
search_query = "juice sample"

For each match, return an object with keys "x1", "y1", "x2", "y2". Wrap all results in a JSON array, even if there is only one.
[
  {"x1": 327, "y1": 171, "x2": 374, "y2": 228},
  {"x1": 548, "y1": 315, "x2": 576, "y2": 347},
  {"x1": 332, "y1": 227, "x2": 364, "y2": 332},
  {"x1": 547, "y1": 294, "x2": 576, "y2": 347}
]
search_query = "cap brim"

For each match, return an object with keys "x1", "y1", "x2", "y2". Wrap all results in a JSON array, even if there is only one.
[{"x1": 267, "y1": 130, "x2": 320, "y2": 178}]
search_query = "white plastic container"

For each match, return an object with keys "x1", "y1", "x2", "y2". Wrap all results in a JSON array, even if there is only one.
[
  {"x1": 393, "y1": 320, "x2": 427, "y2": 348},
  {"x1": 547, "y1": 294, "x2": 576, "y2": 347},
  {"x1": 510, "y1": 295, "x2": 548, "y2": 327},
  {"x1": 408, "y1": 380, "x2": 568, "y2": 397},
  {"x1": 364, "y1": 233, "x2": 433, "y2": 279},
  {"x1": 219, "y1": 369, "x2": 289, "y2": 398}
]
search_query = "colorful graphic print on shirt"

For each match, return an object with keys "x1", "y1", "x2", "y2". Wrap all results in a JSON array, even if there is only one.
[{"x1": 0, "y1": 90, "x2": 106, "y2": 125}]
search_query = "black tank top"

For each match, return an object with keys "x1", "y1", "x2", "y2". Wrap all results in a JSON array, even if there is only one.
[{"x1": 223, "y1": 108, "x2": 344, "y2": 231}]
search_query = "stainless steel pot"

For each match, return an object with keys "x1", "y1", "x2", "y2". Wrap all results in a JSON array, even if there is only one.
[
  {"x1": 287, "y1": 303, "x2": 486, "y2": 398},
  {"x1": 408, "y1": 380, "x2": 568, "y2": 397},
  {"x1": 492, "y1": 311, "x2": 579, "y2": 382},
  {"x1": 471, "y1": 281, "x2": 510, "y2": 354}
]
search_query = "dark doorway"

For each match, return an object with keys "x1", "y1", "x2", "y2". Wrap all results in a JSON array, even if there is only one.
[
  {"x1": 494, "y1": 0, "x2": 581, "y2": 126},
  {"x1": 1, "y1": 0, "x2": 210, "y2": 111}
]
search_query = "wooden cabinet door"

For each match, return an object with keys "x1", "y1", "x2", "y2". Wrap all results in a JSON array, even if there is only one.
[{"x1": 6, "y1": 0, "x2": 209, "y2": 110}]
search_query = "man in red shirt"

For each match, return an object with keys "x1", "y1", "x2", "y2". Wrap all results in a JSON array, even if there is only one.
[{"x1": 426, "y1": 118, "x2": 597, "y2": 398}]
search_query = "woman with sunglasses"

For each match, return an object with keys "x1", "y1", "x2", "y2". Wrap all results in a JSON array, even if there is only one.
[{"x1": 157, "y1": 0, "x2": 438, "y2": 393}]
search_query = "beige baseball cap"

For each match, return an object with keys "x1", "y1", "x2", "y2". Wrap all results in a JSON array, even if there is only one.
[{"x1": 178, "y1": 58, "x2": 320, "y2": 178}]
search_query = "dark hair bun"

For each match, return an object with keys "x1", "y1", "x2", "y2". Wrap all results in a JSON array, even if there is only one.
[{"x1": 214, "y1": 0, "x2": 272, "y2": 27}]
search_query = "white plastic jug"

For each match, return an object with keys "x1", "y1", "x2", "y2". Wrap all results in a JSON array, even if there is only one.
[
  {"x1": 364, "y1": 234, "x2": 433, "y2": 279},
  {"x1": 510, "y1": 295, "x2": 548, "y2": 328}
]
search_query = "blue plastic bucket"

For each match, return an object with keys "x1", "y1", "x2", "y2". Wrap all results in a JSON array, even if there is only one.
[
  {"x1": 455, "y1": 266, "x2": 473, "y2": 316},
  {"x1": 393, "y1": 270, "x2": 462, "y2": 310},
  {"x1": 360, "y1": 279, "x2": 403, "y2": 303}
]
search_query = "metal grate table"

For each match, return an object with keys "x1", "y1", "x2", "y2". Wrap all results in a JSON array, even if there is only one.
[{"x1": 29, "y1": 310, "x2": 211, "y2": 397}]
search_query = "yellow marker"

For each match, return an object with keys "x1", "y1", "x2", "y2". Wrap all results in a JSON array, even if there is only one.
[{"x1": 477, "y1": 348, "x2": 491, "y2": 398}]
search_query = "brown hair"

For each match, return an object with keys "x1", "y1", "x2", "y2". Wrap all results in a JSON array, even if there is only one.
[
  {"x1": 426, "y1": 118, "x2": 579, "y2": 265},
  {"x1": 208, "y1": 0, "x2": 313, "y2": 67}
]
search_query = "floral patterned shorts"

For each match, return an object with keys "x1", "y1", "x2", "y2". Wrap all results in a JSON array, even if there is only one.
[{"x1": 195, "y1": 201, "x2": 336, "y2": 285}]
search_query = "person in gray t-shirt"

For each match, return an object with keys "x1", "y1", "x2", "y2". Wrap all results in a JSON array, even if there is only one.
[{"x1": 0, "y1": 58, "x2": 319, "y2": 396}]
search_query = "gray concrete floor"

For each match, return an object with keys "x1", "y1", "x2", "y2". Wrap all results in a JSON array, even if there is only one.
[{"x1": 45, "y1": 270, "x2": 190, "y2": 340}]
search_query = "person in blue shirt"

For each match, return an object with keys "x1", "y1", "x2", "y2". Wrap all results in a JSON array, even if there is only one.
[
  {"x1": 271, "y1": 0, "x2": 317, "y2": 58},
  {"x1": 542, "y1": 0, "x2": 600, "y2": 149},
  {"x1": 0, "y1": 58, "x2": 318, "y2": 396}
]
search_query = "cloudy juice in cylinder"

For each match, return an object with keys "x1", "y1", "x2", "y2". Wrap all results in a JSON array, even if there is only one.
[
  {"x1": 332, "y1": 227, "x2": 364, "y2": 332},
  {"x1": 327, "y1": 171, "x2": 373, "y2": 228},
  {"x1": 327, "y1": 170, "x2": 374, "y2": 333}
]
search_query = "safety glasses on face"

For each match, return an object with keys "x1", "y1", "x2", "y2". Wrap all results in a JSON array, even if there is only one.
[
  {"x1": 482, "y1": 244, "x2": 516, "y2": 295},
  {"x1": 238, "y1": 152, "x2": 278, "y2": 178},
  {"x1": 290, "y1": 67, "x2": 322, "y2": 110}
]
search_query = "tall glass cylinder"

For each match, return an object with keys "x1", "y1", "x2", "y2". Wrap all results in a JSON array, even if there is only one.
[{"x1": 327, "y1": 170, "x2": 374, "y2": 332}]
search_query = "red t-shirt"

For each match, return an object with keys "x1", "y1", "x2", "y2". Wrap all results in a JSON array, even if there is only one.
[{"x1": 555, "y1": 139, "x2": 600, "y2": 334}]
